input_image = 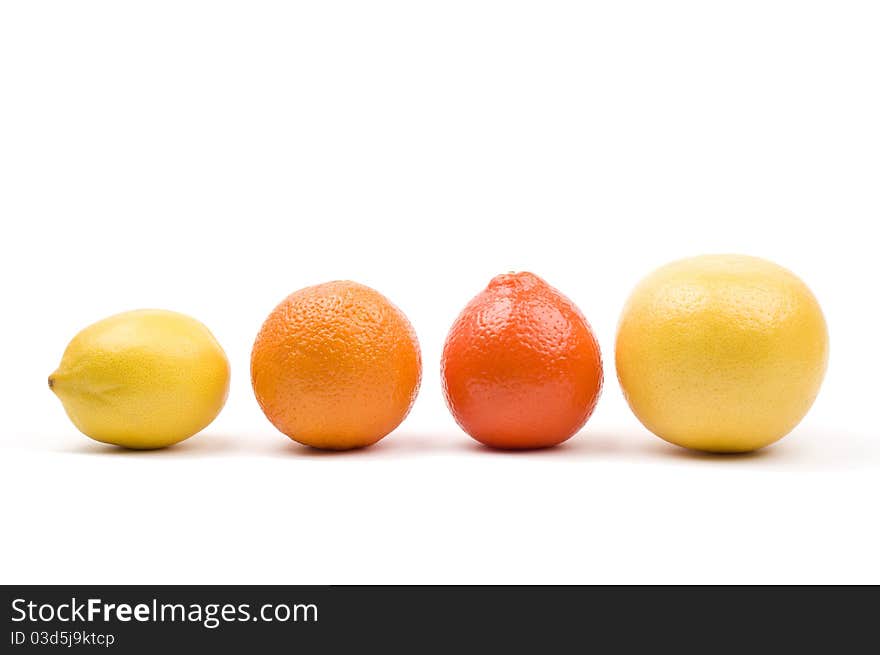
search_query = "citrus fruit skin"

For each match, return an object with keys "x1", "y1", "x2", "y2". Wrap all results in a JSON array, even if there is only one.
[
  {"x1": 49, "y1": 309, "x2": 230, "y2": 449},
  {"x1": 251, "y1": 281, "x2": 421, "y2": 450},
  {"x1": 441, "y1": 272, "x2": 603, "y2": 449},
  {"x1": 615, "y1": 255, "x2": 829, "y2": 453}
]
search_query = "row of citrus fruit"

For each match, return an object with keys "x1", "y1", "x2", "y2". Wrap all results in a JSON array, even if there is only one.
[{"x1": 49, "y1": 254, "x2": 828, "y2": 454}]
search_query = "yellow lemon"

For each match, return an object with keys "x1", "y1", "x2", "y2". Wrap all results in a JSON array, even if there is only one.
[
  {"x1": 615, "y1": 255, "x2": 828, "y2": 453},
  {"x1": 49, "y1": 309, "x2": 230, "y2": 449}
]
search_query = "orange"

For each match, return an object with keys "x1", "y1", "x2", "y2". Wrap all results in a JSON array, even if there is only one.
[
  {"x1": 441, "y1": 272, "x2": 603, "y2": 449},
  {"x1": 251, "y1": 281, "x2": 421, "y2": 450}
]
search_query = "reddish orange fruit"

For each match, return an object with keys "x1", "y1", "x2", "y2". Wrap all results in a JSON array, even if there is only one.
[
  {"x1": 442, "y1": 272, "x2": 603, "y2": 449},
  {"x1": 251, "y1": 281, "x2": 421, "y2": 450}
]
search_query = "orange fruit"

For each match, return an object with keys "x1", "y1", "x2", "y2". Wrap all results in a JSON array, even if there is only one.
[
  {"x1": 251, "y1": 281, "x2": 421, "y2": 450},
  {"x1": 441, "y1": 272, "x2": 603, "y2": 449}
]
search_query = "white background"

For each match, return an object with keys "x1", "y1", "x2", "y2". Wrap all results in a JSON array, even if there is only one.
[{"x1": 1, "y1": 1, "x2": 877, "y2": 584}]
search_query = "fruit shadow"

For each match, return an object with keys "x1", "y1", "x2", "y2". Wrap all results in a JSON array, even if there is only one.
[
  {"x1": 58, "y1": 428, "x2": 874, "y2": 472},
  {"x1": 609, "y1": 428, "x2": 876, "y2": 472},
  {"x1": 428, "y1": 428, "x2": 872, "y2": 472},
  {"x1": 273, "y1": 430, "x2": 641, "y2": 460},
  {"x1": 272, "y1": 432, "x2": 465, "y2": 459},
  {"x1": 59, "y1": 433, "x2": 246, "y2": 458},
  {"x1": 451, "y1": 431, "x2": 632, "y2": 458}
]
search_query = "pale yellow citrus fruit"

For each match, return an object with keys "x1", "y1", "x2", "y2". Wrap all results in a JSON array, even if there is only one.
[
  {"x1": 50, "y1": 309, "x2": 230, "y2": 449},
  {"x1": 615, "y1": 255, "x2": 828, "y2": 453}
]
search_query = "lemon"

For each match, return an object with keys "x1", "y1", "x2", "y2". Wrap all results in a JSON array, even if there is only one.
[
  {"x1": 615, "y1": 255, "x2": 828, "y2": 453},
  {"x1": 49, "y1": 309, "x2": 230, "y2": 449}
]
